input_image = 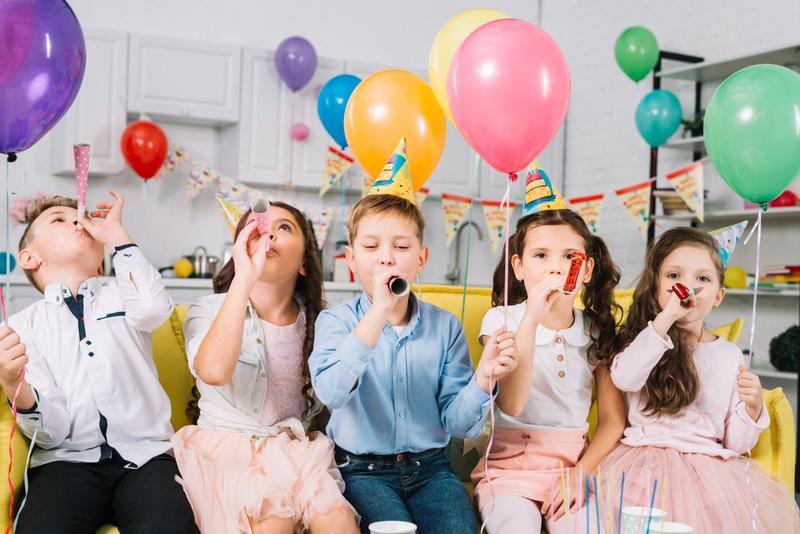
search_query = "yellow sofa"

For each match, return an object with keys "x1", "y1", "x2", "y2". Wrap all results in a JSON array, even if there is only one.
[{"x1": 0, "y1": 286, "x2": 794, "y2": 533}]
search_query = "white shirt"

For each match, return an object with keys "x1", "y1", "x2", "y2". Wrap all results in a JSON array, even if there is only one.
[
  {"x1": 480, "y1": 303, "x2": 595, "y2": 430},
  {"x1": 183, "y1": 293, "x2": 308, "y2": 438},
  {"x1": 8, "y1": 245, "x2": 175, "y2": 468}
]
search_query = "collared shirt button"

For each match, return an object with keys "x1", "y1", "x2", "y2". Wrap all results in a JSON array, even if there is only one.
[
  {"x1": 398, "y1": 375, "x2": 404, "y2": 383},
  {"x1": 558, "y1": 370, "x2": 566, "y2": 378},
  {"x1": 555, "y1": 336, "x2": 564, "y2": 344},
  {"x1": 398, "y1": 410, "x2": 405, "y2": 418},
  {"x1": 88, "y1": 352, "x2": 95, "y2": 357},
  {"x1": 556, "y1": 354, "x2": 564, "y2": 362},
  {"x1": 361, "y1": 356, "x2": 369, "y2": 364}
]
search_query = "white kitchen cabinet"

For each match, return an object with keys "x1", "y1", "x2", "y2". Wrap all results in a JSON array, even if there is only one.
[
  {"x1": 50, "y1": 29, "x2": 128, "y2": 176},
  {"x1": 289, "y1": 57, "x2": 345, "y2": 190},
  {"x1": 218, "y1": 48, "x2": 288, "y2": 186},
  {"x1": 128, "y1": 34, "x2": 241, "y2": 125}
]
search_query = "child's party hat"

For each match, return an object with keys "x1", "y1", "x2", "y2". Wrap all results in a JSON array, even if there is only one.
[
  {"x1": 708, "y1": 220, "x2": 748, "y2": 267},
  {"x1": 522, "y1": 161, "x2": 567, "y2": 216},
  {"x1": 215, "y1": 193, "x2": 250, "y2": 236},
  {"x1": 367, "y1": 137, "x2": 415, "y2": 203}
]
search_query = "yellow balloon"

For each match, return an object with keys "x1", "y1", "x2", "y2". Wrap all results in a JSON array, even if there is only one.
[
  {"x1": 428, "y1": 8, "x2": 510, "y2": 124},
  {"x1": 174, "y1": 258, "x2": 194, "y2": 278},
  {"x1": 724, "y1": 265, "x2": 747, "y2": 289},
  {"x1": 344, "y1": 70, "x2": 446, "y2": 191}
]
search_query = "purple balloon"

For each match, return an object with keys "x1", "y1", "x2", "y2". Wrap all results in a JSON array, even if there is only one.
[
  {"x1": 0, "y1": 0, "x2": 86, "y2": 158},
  {"x1": 275, "y1": 36, "x2": 317, "y2": 92}
]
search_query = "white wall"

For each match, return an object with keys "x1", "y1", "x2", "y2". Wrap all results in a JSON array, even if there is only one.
[
  {"x1": 542, "y1": 0, "x2": 800, "y2": 285},
  {"x1": 0, "y1": 0, "x2": 540, "y2": 295}
]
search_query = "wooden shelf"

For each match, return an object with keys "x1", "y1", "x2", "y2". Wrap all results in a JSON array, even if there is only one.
[
  {"x1": 659, "y1": 206, "x2": 800, "y2": 223},
  {"x1": 751, "y1": 365, "x2": 798, "y2": 381},
  {"x1": 726, "y1": 288, "x2": 800, "y2": 298},
  {"x1": 662, "y1": 136, "x2": 706, "y2": 153},
  {"x1": 657, "y1": 43, "x2": 800, "y2": 83}
]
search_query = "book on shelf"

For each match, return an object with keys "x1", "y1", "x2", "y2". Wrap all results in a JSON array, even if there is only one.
[{"x1": 764, "y1": 264, "x2": 800, "y2": 275}]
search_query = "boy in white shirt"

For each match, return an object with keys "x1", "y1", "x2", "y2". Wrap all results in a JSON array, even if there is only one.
[{"x1": 0, "y1": 192, "x2": 198, "y2": 533}]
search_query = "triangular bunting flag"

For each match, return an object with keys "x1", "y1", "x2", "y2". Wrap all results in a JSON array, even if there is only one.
[
  {"x1": 415, "y1": 187, "x2": 430, "y2": 208},
  {"x1": 666, "y1": 161, "x2": 705, "y2": 223},
  {"x1": 320, "y1": 146, "x2": 354, "y2": 196},
  {"x1": 482, "y1": 200, "x2": 516, "y2": 254},
  {"x1": 306, "y1": 207, "x2": 335, "y2": 250},
  {"x1": 615, "y1": 180, "x2": 652, "y2": 240},
  {"x1": 164, "y1": 144, "x2": 189, "y2": 172},
  {"x1": 186, "y1": 163, "x2": 219, "y2": 201},
  {"x1": 441, "y1": 193, "x2": 473, "y2": 247},
  {"x1": 568, "y1": 193, "x2": 604, "y2": 235},
  {"x1": 523, "y1": 163, "x2": 567, "y2": 215},
  {"x1": 215, "y1": 193, "x2": 250, "y2": 236},
  {"x1": 708, "y1": 220, "x2": 748, "y2": 267}
]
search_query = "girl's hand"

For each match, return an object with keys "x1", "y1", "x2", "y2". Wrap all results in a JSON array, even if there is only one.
[
  {"x1": 521, "y1": 275, "x2": 564, "y2": 326},
  {"x1": 737, "y1": 365, "x2": 764, "y2": 421},
  {"x1": 541, "y1": 466, "x2": 587, "y2": 521},
  {"x1": 232, "y1": 219, "x2": 269, "y2": 288},
  {"x1": 653, "y1": 292, "x2": 695, "y2": 338},
  {"x1": 476, "y1": 327, "x2": 518, "y2": 393}
]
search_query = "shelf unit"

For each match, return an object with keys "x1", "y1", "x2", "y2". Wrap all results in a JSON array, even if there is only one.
[
  {"x1": 662, "y1": 136, "x2": 706, "y2": 154},
  {"x1": 658, "y1": 206, "x2": 800, "y2": 223},
  {"x1": 656, "y1": 43, "x2": 800, "y2": 83},
  {"x1": 751, "y1": 365, "x2": 798, "y2": 381}
]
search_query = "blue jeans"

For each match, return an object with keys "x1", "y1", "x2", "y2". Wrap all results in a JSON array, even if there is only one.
[{"x1": 335, "y1": 447, "x2": 476, "y2": 534}]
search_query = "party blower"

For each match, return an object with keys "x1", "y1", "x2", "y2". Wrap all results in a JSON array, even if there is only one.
[
  {"x1": 388, "y1": 276, "x2": 410, "y2": 297},
  {"x1": 251, "y1": 199, "x2": 271, "y2": 250},
  {"x1": 669, "y1": 283, "x2": 704, "y2": 306},
  {"x1": 74, "y1": 144, "x2": 91, "y2": 220},
  {"x1": 562, "y1": 251, "x2": 587, "y2": 294}
]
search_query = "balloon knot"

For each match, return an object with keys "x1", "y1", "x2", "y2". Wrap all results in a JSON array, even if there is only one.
[
  {"x1": 508, "y1": 173, "x2": 518, "y2": 182},
  {"x1": 7, "y1": 153, "x2": 17, "y2": 163}
]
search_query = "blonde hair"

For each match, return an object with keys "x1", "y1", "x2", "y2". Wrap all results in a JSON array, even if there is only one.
[
  {"x1": 18, "y1": 196, "x2": 78, "y2": 292},
  {"x1": 347, "y1": 194, "x2": 425, "y2": 243}
]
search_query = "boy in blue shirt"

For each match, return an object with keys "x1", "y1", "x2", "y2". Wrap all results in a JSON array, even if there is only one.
[{"x1": 310, "y1": 143, "x2": 518, "y2": 534}]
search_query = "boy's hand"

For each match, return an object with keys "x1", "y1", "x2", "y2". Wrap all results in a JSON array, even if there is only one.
[
  {"x1": 476, "y1": 327, "x2": 518, "y2": 394},
  {"x1": 81, "y1": 190, "x2": 133, "y2": 249},
  {"x1": 369, "y1": 266, "x2": 403, "y2": 316},
  {"x1": 0, "y1": 326, "x2": 27, "y2": 390},
  {"x1": 737, "y1": 364, "x2": 764, "y2": 422},
  {"x1": 231, "y1": 219, "x2": 269, "y2": 289}
]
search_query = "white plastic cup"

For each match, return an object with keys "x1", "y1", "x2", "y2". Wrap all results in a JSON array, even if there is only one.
[
  {"x1": 369, "y1": 520, "x2": 418, "y2": 534},
  {"x1": 622, "y1": 507, "x2": 667, "y2": 534},
  {"x1": 650, "y1": 522, "x2": 692, "y2": 533}
]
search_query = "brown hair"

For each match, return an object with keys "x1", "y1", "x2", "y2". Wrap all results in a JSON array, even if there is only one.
[
  {"x1": 492, "y1": 209, "x2": 621, "y2": 365},
  {"x1": 18, "y1": 196, "x2": 78, "y2": 293},
  {"x1": 611, "y1": 227, "x2": 724, "y2": 416},
  {"x1": 186, "y1": 201, "x2": 325, "y2": 423},
  {"x1": 347, "y1": 194, "x2": 425, "y2": 244}
]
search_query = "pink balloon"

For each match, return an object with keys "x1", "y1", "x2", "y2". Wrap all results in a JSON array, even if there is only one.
[
  {"x1": 448, "y1": 19, "x2": 570, "y2": 176},
  {"x1": 291, "y1": 122, "x2": 310, "y2": 141}
]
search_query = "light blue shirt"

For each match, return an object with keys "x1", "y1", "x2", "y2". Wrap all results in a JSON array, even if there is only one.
[{"x1": 310, "y1": 292, "x2": 491, "y2": 455}]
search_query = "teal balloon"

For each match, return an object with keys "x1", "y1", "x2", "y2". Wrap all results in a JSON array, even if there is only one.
[
  {"x1": 615, "y1": 26, "x2": 659, "y2": 82},
  {"x1": 635, "y1": 90, "x2": 682, "y2": 147},
  {"x1": 317, "y1": 74, "x2": 361, "y2": 149},
  {"x1": 704, "y1": 64, "x2": 800, "y2": 205},
  {"x1": 0, "y1": 252, "x2": 16, "y2": 275}
]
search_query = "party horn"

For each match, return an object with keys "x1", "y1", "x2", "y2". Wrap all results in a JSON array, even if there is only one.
[
  {"x1": 562, "y1": 251, "x2": 587, "y2": 294},
  {"x1": 251, "y1": 198, "x2": 270, "y2": 235},
  {"x1": 388, "y1": 276, "x2": 410, "y2": 297},
  {"x1": 74, "y1": 144, "x2": 91, "y2": 220},
  {"x1": 669, "y1": 284, "x2": 703, "y2": 305}
]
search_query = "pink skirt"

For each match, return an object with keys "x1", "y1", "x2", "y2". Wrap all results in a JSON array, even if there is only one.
[
  {"x1": 597, "y1": 444, "x2": 800, "y2": 534},
  {"x1": 471, "y1": 427, "x2": 587, "y2": 510},
  {"x1": 172, "y1": 426, "x2": 357, "y2": 534}
]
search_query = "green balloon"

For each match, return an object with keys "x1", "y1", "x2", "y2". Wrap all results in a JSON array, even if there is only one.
[
  {"x1": 615, "y1": 26, "x2": 659, "y2": 82},
  {"x1": 704, "y1": 65, "x2": 800, "y2": 205}
]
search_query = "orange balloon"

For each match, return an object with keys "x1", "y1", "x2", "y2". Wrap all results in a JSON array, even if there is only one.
[{"x1": 344, "y1": 70, "x2": 446, "y2": 191}]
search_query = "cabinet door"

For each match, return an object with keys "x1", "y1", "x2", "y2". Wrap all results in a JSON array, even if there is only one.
[
  {"x1": 128, "y1": 34, "x2": 241, "y2": 125},
  {"x1": 289, "y1": 57, "x2": 345, "y2": 190},
  {"x1": 50, "y1": 29, "x2": 128, "y2": 175},
  {"x1": 219, "y1": 48, "x2": 289, "y2": 186},
  {"x1": 425, "y1": 120, "x2": 477, "y2": 197}
]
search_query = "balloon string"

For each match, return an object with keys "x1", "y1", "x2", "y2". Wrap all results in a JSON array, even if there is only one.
[
  {"x1": 745, "y1": 208, "x2": 763, "y2": 367},
  {"x1": 5, "y1": 159, "x2": 10, "y2": 311}
]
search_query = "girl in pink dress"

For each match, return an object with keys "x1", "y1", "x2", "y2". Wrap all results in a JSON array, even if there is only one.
[
  {"x1": 172, "y1": 203, "x2": 358, "y2": 534},
  {"x1": 601, "y1": 226, "x2": 800, "y2": 533},
  {"x1": 473, "y1": 209, "x2": 626, "y2": 533}
]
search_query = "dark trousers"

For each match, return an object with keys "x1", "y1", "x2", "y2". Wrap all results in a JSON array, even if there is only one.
[{"x1": 15, "y1": 453, "x2": 198, "y2": 534}]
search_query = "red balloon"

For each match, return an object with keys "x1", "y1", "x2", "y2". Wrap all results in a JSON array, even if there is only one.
[
  {"x1": 120, "y1": 120, "x2": 167, "y2": 179},
  {"x1": 769, "y1": 189, "x2": 798, "y2": 208}
]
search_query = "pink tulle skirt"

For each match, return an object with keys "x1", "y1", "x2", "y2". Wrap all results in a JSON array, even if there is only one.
[
  {"x1": 597, "y1": 444, "x2": 800, "y2": 534},
  {"x1": 172, "y1": 426, "x2": 357, "y2": 534}
]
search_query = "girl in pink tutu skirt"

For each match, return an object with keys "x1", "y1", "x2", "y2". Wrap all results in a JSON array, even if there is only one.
[
  {"x1": 600, "y1": 227, "x2": 800, "y2": 533},
  {"x1": 172, "y1": 203, "x2": 358, "y2": 534}
]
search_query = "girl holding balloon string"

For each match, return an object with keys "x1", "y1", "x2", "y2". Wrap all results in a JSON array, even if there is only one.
[{"x1": 598, "y1": 227, "x2": 800, "y2": 533}]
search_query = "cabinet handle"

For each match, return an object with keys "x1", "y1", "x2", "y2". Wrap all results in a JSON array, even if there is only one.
[{"x1": 181, "y1": 109, "x2": 191, "y2": 116}]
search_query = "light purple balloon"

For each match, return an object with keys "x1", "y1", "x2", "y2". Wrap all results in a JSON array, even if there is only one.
[
  {"x1": 0, "y1": 0, "x2": 86, "y2": 159},
  {"x1": 275, "y1": 36, "x2": 317, "y2": 92}
]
